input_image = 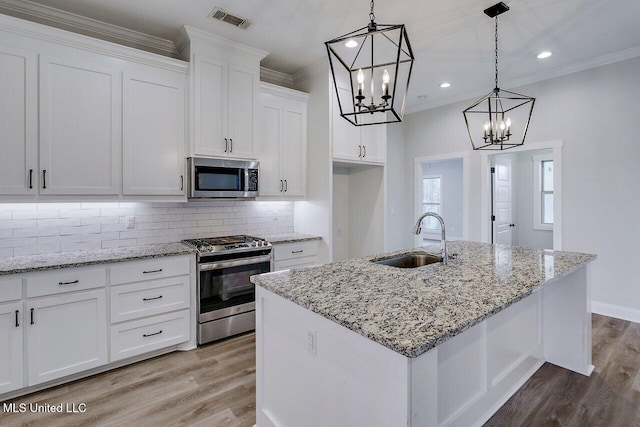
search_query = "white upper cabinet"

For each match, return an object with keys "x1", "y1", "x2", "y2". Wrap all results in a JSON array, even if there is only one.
[
  {"x1": 258, "y1": 83, "x2": 308, "y2": 198},
  {"x1": 0, "y1": 46, "x2": 37, "y2": 195},
  {"x1": 178, "y1": 26, "x2": 268, "y2": 160},
  {"x1": 0, "y1": 14, "x2": 188, "y2": 200},
  {"x1": 331, "y1": 85, "x2": 387, "y2": 165},
  {"x1": 123, "y1": 66, "x2": 186, "y2": 196},
  {"x1": 39, "y1": 52, "x2": 121, "y2": 195}
]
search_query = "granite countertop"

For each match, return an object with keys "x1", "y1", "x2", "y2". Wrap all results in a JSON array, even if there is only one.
[
  {"x1": 251, "y1": 241, "x2": 596, "y2": 358},
  {"x1": 259, "y1": 233, "x2": 322, "y2": 244},
  {"x1": 0, "y1": 242, "x2": 196, "y2": 276}
]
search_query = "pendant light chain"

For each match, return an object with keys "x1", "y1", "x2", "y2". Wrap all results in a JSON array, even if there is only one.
[
  {"x1": 370, "y1": 0, "x2": 375, "y2": 23},
  {"x1": 494, "y1": 16, "x2": 499, "y2": 89}
]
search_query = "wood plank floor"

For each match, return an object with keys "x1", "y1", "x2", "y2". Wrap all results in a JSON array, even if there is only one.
[{"x1": 2, "y1": 314, "x2": 639, "y2": 426}]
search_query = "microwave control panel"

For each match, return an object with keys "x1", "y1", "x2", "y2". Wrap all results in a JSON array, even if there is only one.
[{"x1": 248, "y1": 169, "x2": 259, "y2": 191}]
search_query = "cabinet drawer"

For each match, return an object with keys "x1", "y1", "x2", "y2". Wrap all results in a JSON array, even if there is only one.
[
  {"x1": 110, "y1": 276, "x2": 191, "y2": 323},
  {"x1": 110, "y1": 309, "x2": 190, "y2": 361},
  {"x1": 110, "y1": 256, "x2": 191, "y2": 285},
  {"x1": 274, "y1": 256, "x2": 318, "y2": 272},
  {"x1": 273, "y1": 241, "x2": 318, "y2": 261},
  {"x1": 26, "y1": 267, "x2": 106, "y2": 298},
  {"x1": 0, "y1": 278, "x2": 22, "y2": 303}
]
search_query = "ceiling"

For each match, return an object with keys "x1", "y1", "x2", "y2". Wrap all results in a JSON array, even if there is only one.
[{"x1": 3, "y1": 0, "x2": 640, "y2": 113}]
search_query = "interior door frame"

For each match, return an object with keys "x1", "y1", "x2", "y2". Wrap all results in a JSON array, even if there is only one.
[
  {"x1": 479, "y1": 139, "x2": 563, "y2": 250},
  {"x1": 413, "y1": 152, "x2": 470, "y2": 248}
]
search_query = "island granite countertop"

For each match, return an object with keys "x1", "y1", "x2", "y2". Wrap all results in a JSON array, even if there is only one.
[
  {"x1": 0, "y1": 242, "x2": 196, "y2": 276},
  {"x1": 251, "y1": 240, "x2": 596, "y2": 358}
]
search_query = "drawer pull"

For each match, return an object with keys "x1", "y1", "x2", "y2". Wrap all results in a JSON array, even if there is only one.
[
  {"x1": 143, "y1": 269, "x2": 163, "y2": 274},
  {"x1": 291, "y1": 250, "x2": 304, "y2": 254},
  {"x1": 30, "y1": 308, "x2": 34, "y2": 325},
  {"x1": 143, "y1": 330, "x2": 163, "y2": 338},
  {"x1": 143, "y1": 295, "x2": 163, "y2": 301},
  {"x1": 59, "y1": 280, "x2": 79, "y2": 286},
  {"x1": 15, "y1": 310, "x2": 20, "y2": 327}
]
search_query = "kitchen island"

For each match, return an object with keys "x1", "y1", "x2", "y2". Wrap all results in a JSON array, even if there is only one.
[{"x1": 251, "y1": 241, "x2": 596, "y2": 427}]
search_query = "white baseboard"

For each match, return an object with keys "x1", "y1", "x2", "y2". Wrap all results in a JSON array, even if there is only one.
[{"x1": 592, "y1": 300, "x2": 640, "y2": 324}]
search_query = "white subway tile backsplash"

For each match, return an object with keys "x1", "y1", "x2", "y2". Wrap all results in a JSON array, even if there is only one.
[{"x1": 0, "y1": 201, "x2": 294, "y2": 256}]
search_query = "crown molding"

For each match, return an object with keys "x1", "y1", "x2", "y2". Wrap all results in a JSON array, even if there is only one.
[
  {"x1": 177, "y1": 25, "x2": 268, "y2": 61},
  {"x1": 259, "y1": 81, "x2": 309, "y2": 101},
  {"x1": 0, "y1": 0, "x2": 179, "y2": 57},
  {"x1": 406, "y1": 44, "x2": 640, "y2": 115},
  {"x1": 260, "y1": 67, "x2": 295, "y2": 88}
]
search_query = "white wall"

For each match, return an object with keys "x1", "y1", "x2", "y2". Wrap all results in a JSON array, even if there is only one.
[
  {"x1": 420, "y1": 158, "x2": 463, "y2": 240},
  {"x1": 386, "y1": 123, "x2": 408, "y2": 251},
  {"x1": 509, "y1": 149, "x2": 554, "y2": 249},
  {"x1": 401, "y1": 56, "x2": 640, "y2": 322},
  {"x1": 0, "y1": 201, "x2": 294, "y2": 256}
]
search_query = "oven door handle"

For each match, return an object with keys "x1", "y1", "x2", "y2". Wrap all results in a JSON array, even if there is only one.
[{"x1": 198, "y1": 254, "x2": 272, "y2": 271}]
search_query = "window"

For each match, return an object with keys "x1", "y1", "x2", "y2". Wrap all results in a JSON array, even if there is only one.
[
  {"x1": 422, "y1": 175, "x2": 442, "y2": 232},
  {"x1": 533, "y1": 155, "x2": 553, "y2": 230}
]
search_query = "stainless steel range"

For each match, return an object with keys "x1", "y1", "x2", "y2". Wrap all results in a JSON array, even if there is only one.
[{"x1": 182, "y1": 235, "x2": 271, "y2": 345}]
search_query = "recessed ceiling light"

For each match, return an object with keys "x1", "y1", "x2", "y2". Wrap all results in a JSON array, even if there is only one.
[
  {"x1": 537, "y1": 51, "x2": 552, "y2": 59},
  {"x1": 345, "y1": 39, "x2": 358, "y2": 48},
  {"x1": 440, "y1": 82, "x2": 451, "y2": 88}
]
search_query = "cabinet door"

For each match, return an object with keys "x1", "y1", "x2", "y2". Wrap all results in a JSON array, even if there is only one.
[
  {"x1": 0, "y1": 46, "x2": 37, "y2": 195},
  {"x1": 123, "y1": 69, "x2": 185, "y2": 195},
  {"x1": 39, "y1": 53, "x2": 121, "y2": 195},
  {"x1": 331, "y1": 86, "x2": 360, "y2": 162},
  {"x1": 281, "y1": 100, "x2": 307, "y2": 197},
  {"x1": 27, "y1": 289, "x2": 107, "y2": 386},
  {"x1": 194, "y1": 55, "x2": 228, "y2": 157},
  {"x1": 228, "y1": 62, "x2": 258, "y2": 159},
  {"x1": 258, "y1": 93, "x2": 284, "y2": 196},
  {"x1": 360, "y1": 123, "x2": 386, "y2": 164},
  {"x1": 0, "y1": 301, "x2": 23, "y2": 394}
]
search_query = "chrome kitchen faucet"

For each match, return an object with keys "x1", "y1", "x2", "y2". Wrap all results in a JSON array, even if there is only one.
[{"x1": 412, "y1": 212, "x2": 448, "y2": 265}]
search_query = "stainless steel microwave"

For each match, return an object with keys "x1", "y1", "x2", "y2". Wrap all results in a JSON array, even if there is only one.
[{"x1": 188, "y1": 157, "x2": 259, "y2": 199}]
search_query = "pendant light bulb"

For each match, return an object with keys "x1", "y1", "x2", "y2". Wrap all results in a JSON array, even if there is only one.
[{"x1": 357, "y1": 69, "x2": 364, "y2": 84}]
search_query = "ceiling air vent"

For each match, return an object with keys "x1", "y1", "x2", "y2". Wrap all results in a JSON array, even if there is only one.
[{"x1": 208, "y1": 8, "x2": 252, "y2": 30}]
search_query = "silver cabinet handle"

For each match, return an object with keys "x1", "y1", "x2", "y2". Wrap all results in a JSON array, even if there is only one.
[
  {"x1": 15, "y1": 310, "x2": 20, "y2": 327},
  {"x1": 59, "y1": 280, "x2": 79, "y2": 286},
  {"x1": 143, "y1": 330, "x2": 163, "y2": 338},
  {"x1": 180, "y1": 175, "x2": 184, "y2": 191},
  {"x1": 363, "y1": 145, "x2": 366, "y2": 158},
  {"x1": 143, "y1": 269, "x2": 163, "y2": 274},
  {"x1": 142, "y1": 295, "x2": 163, "y2": 301},
  {"x1": 291, "y1": 250, "x2": 304, "y2": 254},
  {"x1": 224, "y1": 138, "x2": 228, "y2": 152}
]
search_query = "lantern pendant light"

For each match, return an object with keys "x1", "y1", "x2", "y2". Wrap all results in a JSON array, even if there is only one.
[
  {"x1": 463, "y1": 2, "x2": 535, "y2": 150},
  {"x1": 325, "y1": 0, "x2": 415, "y2": 126}
]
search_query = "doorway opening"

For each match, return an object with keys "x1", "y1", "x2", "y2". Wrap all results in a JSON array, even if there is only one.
[
  {"x1": 413, "y1": 153, "x2": 469, "y2": 248},
  {"x1": 481, "y1": 140, "x2": 562, "y2": 250}
]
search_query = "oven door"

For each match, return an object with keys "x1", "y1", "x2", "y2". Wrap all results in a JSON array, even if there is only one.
[{"x1": 198, "y1": 254, "x2": 271, "y2": 323}]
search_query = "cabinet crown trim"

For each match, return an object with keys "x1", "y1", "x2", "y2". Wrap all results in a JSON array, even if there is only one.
[
  {"x1": 260, "y1": 81, "x2": 309, "y2": 102},
  {"x1": 177, "y1": 25, "x2": 268, "y2": 61}
]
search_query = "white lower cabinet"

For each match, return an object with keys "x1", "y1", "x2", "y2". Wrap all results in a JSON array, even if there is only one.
[
  {"x1": 26, "y1": 289, "x2": 108, "y2": 386},
  {"x1": 272, "y1": 240, "x2": 319, "y2": 271},
  {"x1": 0, "y1": 301, "x2": 24, "y2": 394},
  {"x1": 0, "y1": 254, "x2": 194, "y2": 399}
]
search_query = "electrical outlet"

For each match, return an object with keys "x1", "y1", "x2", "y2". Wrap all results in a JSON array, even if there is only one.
[
  {"x1": 125, "y1": 216, "x2": 135, "y2": 229},
  {"x1": 307, "y1": 331, "x2": 317, "y2": 355}
]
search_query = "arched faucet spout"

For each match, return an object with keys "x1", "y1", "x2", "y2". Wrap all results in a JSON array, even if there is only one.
[{"x1": 413, "y1": 212, "x2": 448, "y2": 265}]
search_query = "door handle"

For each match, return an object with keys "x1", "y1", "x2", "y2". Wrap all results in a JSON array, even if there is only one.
[
  {"x1": 15, "y1": 310, "x2": 20, "y2": 327},
  {"x1": 358, "y1": 145, "x2": 362, "y2": 158},
  {"x1": 29, "y1": 169, "x2": 33, "y2": 189},
  {"x1": 509, "y1": 224, "x2": 515, "y2": 227},
  {"x1": 363, "y1": 145, "x2": 366, "y2": 158},
  {"x1": 229, "y1": 138, "x2": 233, "y2": 153},
  {"x1": 143, "y1": 295, "x2": 163, "y2": 301},
  {"x1": 143, "y1": 330, "x2": 163, "y2": 338},
  {"x1": 284, "y1": 180, "x2": 287, "y2": 192},
  {"x1": 224, "y1": 138, "x2": 228, "y2": 152},
  {"x1": 180, "y1": 175, "x2": 184, "y2": 191},
  {"x1": 280, "y1": 180, "x2": 283, "y2": 192},
  {"x1": 143, "y1": 269, "x2": 163, "y2": 274},
  {"x1": 58, "y1": 280, "x2": 79, "y2": 286},
  {"x1": 42, "y1": 170, "x2": 47, "y2": 189},
  {"x1": 30, "y1": 308, "x2": 34, "y2": 325}
]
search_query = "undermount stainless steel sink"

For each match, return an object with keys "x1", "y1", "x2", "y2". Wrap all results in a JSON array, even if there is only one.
[{"x1": 372, "y1": 252, "x2": 443, "y2": 268}]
